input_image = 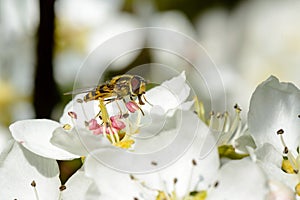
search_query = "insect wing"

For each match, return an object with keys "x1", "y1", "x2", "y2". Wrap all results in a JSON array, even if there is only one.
[{"x1": 64, "y1": 86, "x2": 98, "y2": 95}]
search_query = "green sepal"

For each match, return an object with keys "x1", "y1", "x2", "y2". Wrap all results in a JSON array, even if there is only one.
[{"x1": 218, "y1": 144, "x2": 249, "y2": 160}]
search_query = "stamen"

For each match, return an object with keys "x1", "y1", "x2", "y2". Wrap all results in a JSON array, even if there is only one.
[
  {"x1": 234, "y1": 104, "x2": 242, "y2": 112},
  {"x1": 173, "y1": 178, "x2": 178, "y2": 185},
  {"x1": 277, "y1": 129, "x2": 284, "y2": 135},
  {"x1": 172, "y1": 178, "x2": 178, "y2": 198},
  {"x1": 284, "y1": 147, "x2": 289, "y2": 154},
  {"x1": 295, "y1": 183, "x2": 300, "y2": 196},
  {"x1": 76, "y1": 98, "x2": 83, "y2": 103},
  {"x1": 59, "y1": 185, "x2": 66, "y2": 191},
  {"x1": 151, "y1": 161, "x2": 158, "y2": 166},
  {"x1": 58, "y1": 185, "x2": 67, "y2": 200},
  {"x1": 102, "y1": 125, "x2": 108, "y2": 139},
  {"x1": 129, "y1": 175, "x2": 156, "y2": 192},
  {"x1": 68, "y1": 111, "x2": 77, "y2": 119},
  {"x1": 78, "y1": 100, "x2": 89, "y2": 122},
  {"x1": 31, "y1": 180, "x2": 39, "y2": 200},
  {"x1": 107, "y1": 127, "x2": 116, "y2": 144},
  {"x1": 221, "y1": 112, "x2": 230, "y2": 133},
  {"x1": 287, "y1": 151, "x2": 298, "y2": 170},
  {"x1": 110, "y1": 116, "x2": 126, "y2": 130},
  {"x1": 277, "y1": 129, "x2": 288, "y2": 150},
  {"x1": 126, "y1": 101, "x2": 139, "y2": 113},
  {"x1": 126, "y1": 101, "x2": 145, "y2": 115},
  {"x1": 185, "y1": 159, "x2": 197, "y2": 199},
  {"x1": 31, "y1": 181, "x2": 36, "y2": 187},
  {"x1": 88, "y1": 119, "x2": 100, "y2": 130},
  {"x1": 214, "y1": 181, "x2": 219, "y2": 188},
  {"x1": 111, "y1": 127, "x2": 120, "y2": 143},
  {"x1": 227, "y1": 109, "x2": 242, "y2": 139},
  {"x1": 278, "y1": 130, "x2": 300, "y2": 175},
  {"x1": 63, "y1": 124, "x2": 72, "y2": 130},
  {"x1": 192, "y1": 159, "x2": 197, "y2": 166}
]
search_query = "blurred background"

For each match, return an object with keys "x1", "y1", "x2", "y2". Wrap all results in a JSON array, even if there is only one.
[{"x1": 1, "y1": 0, "x2": 300, "y2": 150}]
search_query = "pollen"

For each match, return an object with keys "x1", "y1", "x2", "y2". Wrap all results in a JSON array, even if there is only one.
[
  {"x1": 68, "y1": 111, "x2": 77, "y2": 119},
  {"x1": 277, "y1": 129, "x2": 284, "y2": 135},
  {"x1": 151, "y1": 161, "x2": 158, "y2": 166},
  {"x1": 156, "y1": 191, "x2": 168, "y2": 200},
  {"x1": 63, "y1": 124, "x2": 72, "y2": 130},
  {"x1": 295, "y1": 183, "x2": 300, "y2": 196},
  {"x1": 114, "y1": 138, "x2": 135, "y2": 149},
  {"x1": 31, "y1": 180, "x2": 36, "y2": 187},
  {"x1": 282, "y1": 159, "x2": 297, "y2": 174},
  {"x1": 59, "y1": 185, "x2": 66, "y2": 191},
  {"x1": 187, "y1": 190, "x2": 207, "y2": 200}
]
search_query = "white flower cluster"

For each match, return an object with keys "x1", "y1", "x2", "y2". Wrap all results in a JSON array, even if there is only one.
[{"x1": 1, "y1": 72, "x2": 300, "y2": 200}]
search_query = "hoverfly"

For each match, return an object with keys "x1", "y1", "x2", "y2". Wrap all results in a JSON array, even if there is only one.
[{"x1": 65, "y1": 74, "x2": 151, "y2": 114}]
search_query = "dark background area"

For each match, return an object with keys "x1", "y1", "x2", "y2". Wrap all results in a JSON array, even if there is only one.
[{"x1": 34, "y1": 0, "x2": 245, "y2": 119}]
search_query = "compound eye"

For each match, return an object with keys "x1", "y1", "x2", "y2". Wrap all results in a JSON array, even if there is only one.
[{"x1": 131, "y1": 77, "x2": 141, "y2": 94}]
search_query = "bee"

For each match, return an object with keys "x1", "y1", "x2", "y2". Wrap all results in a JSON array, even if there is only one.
[{"x1": 65, "y1": 74, "x2": 150, "y2": 107}]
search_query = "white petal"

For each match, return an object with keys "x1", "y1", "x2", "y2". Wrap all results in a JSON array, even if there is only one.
[
  {"x1": 89, "y1": 111, "x2": 209, "y2": 173},
  {"x1": 144, "y1": 71, "x2": 190, "y2": 114},
  {"x1": 84, "y1": 154, "x2": 141, "y2": 200},
  {"x1": 9, "y1": 119, "x2": 79, "y2": 160},
  {"x1": 0, "y1": 141, "x2": 61, "y2": 199},
  {"x1": 153, "y1": 133, "x2": 220, "y2": 197},
  {"x1": 63, "y1": 169, "x2": 101, "y2": 199},
  {"x1": 254, "y1": 143, "x2": 282, "y2": 167},
  {"x1": 258, "y1": 161, "x2": 297, "y2": 191},
  {"x1": 85, "y1": 111, "x2": 219, "y2": 199},
  {"x1": 207, "y1": 159, "x2": 268, "y2": 200},
  {"x1": 267, "y1": 180, "x2": 295, "y2": 200},
  {"x1": 251, "y1": 144, "x2": 298, "y2": 190},
  {"x1": 51, "y1": 127, "x2": 111, "y2": 156},
  {"x1": 248, "y1": 76, "x2": 300, "y2": 151},
  {"x1": 234, "y1": 133, "x2": 257, "y2": 153}
]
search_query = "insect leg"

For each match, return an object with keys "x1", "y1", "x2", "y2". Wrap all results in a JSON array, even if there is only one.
[
  {"x1": 124, "y1": 98, "x2": 145, "y2": 116},
  {"x1": 142, "y1": 94, "x2": 153, "y2": 106},
  {"x1": 116, "y1": 99, "x2": 127, "y2": 117},
  {"x1": 137, "y1": 95, "x2": 145, "y2": 105}
]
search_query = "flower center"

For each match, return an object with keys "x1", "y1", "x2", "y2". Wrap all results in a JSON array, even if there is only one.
[
  {"x1": 277, "y1": 128, "x2": 300, "y2": 196},
  {"x1": 130, "y1": 159, "x2": 208, "y2": 200},
  {"x1": 195, "y1": 98, "x2": 248, "y2": 159},
  {"x1": 209, "y1": 104, "x2": 244, "y2": 146},
  {"x1": 64, "y1": 96, "x2": 146, "y2": 149}
]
